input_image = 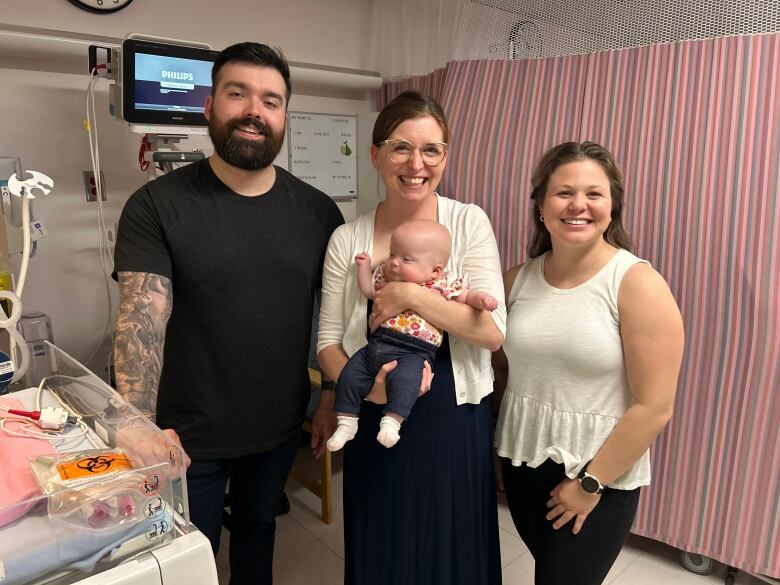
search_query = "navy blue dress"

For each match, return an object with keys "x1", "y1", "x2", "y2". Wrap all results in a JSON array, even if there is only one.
[{"x1": 343, "y1": 325, "x2": 502, "y2": 585}]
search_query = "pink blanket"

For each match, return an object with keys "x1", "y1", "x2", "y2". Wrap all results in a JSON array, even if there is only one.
[{"x1": 0, "y1": 396, "x2": 56, "y2": 527}]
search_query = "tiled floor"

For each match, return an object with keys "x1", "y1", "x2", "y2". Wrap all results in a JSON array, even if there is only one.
[{"x1": 215, "y1": 447, "x2": 772, "y2": 585}]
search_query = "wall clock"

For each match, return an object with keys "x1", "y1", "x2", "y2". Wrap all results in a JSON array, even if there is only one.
[{"x1": 66, "y1": 0, "x2": 135, "y2": 14}]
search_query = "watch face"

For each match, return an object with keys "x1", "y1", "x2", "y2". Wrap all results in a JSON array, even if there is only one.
[
  {"x1": 580, "y1": 475, "x2": 601, "y2": 494},
  {"x1": 67, "y1": 0, "x2": 135, "y2": 13}
]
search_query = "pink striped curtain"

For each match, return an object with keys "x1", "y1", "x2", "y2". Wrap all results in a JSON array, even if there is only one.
[
  {"x1": 382, "y1": 56, "x2": 589, "y2": 267},
  {"x1": 379, "y1": 33, "x2": 780, "y2": 577}
]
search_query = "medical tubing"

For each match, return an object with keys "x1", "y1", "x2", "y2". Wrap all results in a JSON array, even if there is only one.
[
  {"x1": 2, "y1": 193, "x2": 32, "y2": 382},
  {"x1": 16, "y1": 194, "x2": 31, "y2": 296},
  {"x1": 83, "y1": 72, "x2": 115, "y2": 370},
  {"x1": 0, "y1": 292, "x2": 30, "y2": 382}
]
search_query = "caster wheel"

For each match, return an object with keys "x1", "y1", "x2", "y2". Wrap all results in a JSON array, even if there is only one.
[{"x1": 679, "y1": 551, "x2": 716, "y2": 575}]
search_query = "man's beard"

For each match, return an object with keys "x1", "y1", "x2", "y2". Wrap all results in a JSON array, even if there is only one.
[{"x1": 208, "y1": 115, "x2": 285, "y2": 171}]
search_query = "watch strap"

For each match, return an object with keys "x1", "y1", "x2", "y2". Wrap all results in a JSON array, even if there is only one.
[{"x1": 577, "y1": 462, "x2": 605, "y2": 494}]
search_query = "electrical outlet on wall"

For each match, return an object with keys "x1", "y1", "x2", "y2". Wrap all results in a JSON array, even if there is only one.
[{"x1": 83, "y1": 171, "x2": 107, "y2": 202}]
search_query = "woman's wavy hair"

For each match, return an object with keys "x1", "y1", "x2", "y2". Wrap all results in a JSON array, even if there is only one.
[{"x1": 527, "y1": 141, "x2": 632, "y2": 258}]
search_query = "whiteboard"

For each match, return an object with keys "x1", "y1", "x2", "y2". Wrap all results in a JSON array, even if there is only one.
[{"x1": 287, "y1": 112, "x2": 358, "y2": 199}]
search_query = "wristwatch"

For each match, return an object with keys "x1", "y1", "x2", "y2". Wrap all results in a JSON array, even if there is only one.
[
  {"x1": 320, "y1": 380, "x2": 337, "y2": 391},
  {"x1": 577, "y1": 464, "x2": 604, "y2": 494}
]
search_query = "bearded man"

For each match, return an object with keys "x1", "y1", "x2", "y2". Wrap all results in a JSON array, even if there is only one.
[{"x1": 113, "y1": 42, "x2": 343, "y2": 585}]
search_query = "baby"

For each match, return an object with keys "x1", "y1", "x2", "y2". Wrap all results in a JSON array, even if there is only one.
[{"x1": 327, "y1": 219, "x2": 498, "y2": 450}]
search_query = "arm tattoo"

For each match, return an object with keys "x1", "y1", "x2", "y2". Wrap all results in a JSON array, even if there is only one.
[{"x1": 114, "y1": 272, "x2": 172, "y2": 420}]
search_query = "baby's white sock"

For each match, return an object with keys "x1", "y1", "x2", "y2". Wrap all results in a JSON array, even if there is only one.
[
  {"x1": 327, "y1": 416, "x2": 359, "y2": 451},
  {"x1": 377, "y1": 416, "x2": 402, "y2": 448}
]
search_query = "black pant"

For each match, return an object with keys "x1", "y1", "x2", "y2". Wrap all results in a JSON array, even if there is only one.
[
  {"x1": 186, "y1": 433, "x2": 300, "y2": 585},
  {"x1": 502, "y1": 458, "x2": 640, "y2": 585}
]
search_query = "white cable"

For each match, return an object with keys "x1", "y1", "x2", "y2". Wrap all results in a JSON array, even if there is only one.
[
  {"x1": 89, "y1": 78, "x2": 112, "y2": 267},
  {"x1": 2, "y1": 379, "x2": 100, "y2": 447},
  {"x1": 34, "y1": 375, "x2": 48, "y2": 411},
  {"x1": 77, "y1": 419, "x2": 103, "y2": 449},
  {"x1": 83, "y1": 71, "x2": 117, "y2": 372},
  {"x1": 16, "y1": 379, "x2": 102, "y2": 447},
  {"x1": 0, "y1": 416, "x2": 91, "y2": 448},
  {"x1": 88, "y1": 73, "x2": 113, "y2": 271},
  {"x1": 0, "y1": 417, "x2": 63, "y2": 442},
  {"x1": 39, "y1": 378, "x2": 103, "y2": 448},
  {"x1": 86, "y1": 74, "x2": 110, "y2": 271}
]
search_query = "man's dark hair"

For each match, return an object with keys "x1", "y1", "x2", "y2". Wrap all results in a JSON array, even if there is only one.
[{"x1": 211, "y1": 42, "x2": 292, "y2": 104}]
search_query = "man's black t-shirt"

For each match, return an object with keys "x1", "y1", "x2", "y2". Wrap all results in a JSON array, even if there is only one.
[{"x1": 114, "y1": 160, "x2": 344, "y2": 459}]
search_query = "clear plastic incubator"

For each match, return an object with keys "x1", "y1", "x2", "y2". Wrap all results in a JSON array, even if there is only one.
[{"x1": 0, "y1": 342, "x2": 218, "y2": 585}]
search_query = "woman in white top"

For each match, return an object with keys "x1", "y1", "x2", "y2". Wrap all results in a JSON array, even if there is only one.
[
  {"x1": 493, "y1": 142, "x2": 684, "y2": 585},
  {"x1": 314, "y1": 91, "x2": 506, "y2": 585}
]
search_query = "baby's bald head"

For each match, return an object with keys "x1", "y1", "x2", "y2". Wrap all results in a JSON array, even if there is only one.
[{"x1": 391, "y1": 220, "x2": 452, "y2": 267}]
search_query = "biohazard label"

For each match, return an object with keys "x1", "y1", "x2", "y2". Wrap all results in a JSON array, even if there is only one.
[{"x1": 56, "y1": 453, "x2": 134, "y2": 480}]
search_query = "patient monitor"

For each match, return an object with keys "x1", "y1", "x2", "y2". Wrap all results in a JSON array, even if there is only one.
[
  {"x1": 107, "y1": 35, "x2": 219, "y2": 136},
  {"x1": 91, "y1": 35, "x2": 217, "y2": 168}
]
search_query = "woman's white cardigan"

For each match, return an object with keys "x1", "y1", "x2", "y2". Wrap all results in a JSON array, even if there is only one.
[{"x1": 318, "y1": 195, "x2": 506, "y2": 405}]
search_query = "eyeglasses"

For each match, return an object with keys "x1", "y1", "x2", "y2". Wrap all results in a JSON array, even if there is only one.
[{"x1": 379, "y1": 139, "x2": 448, "y2": 166}]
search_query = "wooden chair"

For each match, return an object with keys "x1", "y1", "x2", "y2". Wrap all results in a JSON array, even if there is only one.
[{"x1": 288, "y1": 367, "x2": 333, "y2": 524}]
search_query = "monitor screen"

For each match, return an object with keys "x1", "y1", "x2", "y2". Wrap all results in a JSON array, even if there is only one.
[{"x1": 122, "y1": 39, "x2": 219, "y2": 128}]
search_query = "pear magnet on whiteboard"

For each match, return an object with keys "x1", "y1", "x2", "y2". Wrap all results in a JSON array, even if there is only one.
[
  {"x1": 341, "y1": 141, "x2": 353, "y2": 156},
  {"x1": 8, "y1": 171, "x2": 55, "y2": 199}
]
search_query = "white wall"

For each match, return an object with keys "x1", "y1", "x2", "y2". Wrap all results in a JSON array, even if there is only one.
[
  {"x1": 0, "y1": 0, "x2": 380, "y2": 378},
  {"x1": 0, "y1": 0, "x2": 374, "y2": 70},
  {"x1": 371, "y1": 0, "x2": 464, "y2": 79}
]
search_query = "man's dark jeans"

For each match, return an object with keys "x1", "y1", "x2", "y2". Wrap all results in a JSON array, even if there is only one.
[{"x1": 186, "y1": 432, "x2": 300, "y2": 585}]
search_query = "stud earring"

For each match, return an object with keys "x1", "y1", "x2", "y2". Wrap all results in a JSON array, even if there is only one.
[{"x1": 539, "y1": 213, "x2": 544, "y2": 222}]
